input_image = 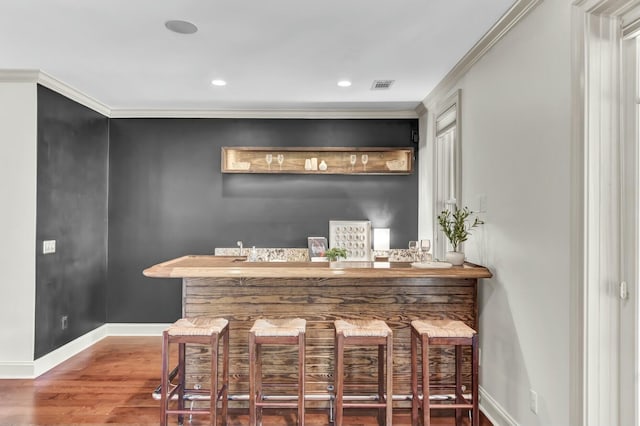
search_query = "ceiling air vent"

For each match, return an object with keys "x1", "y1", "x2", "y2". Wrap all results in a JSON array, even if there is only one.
[{"x1": 370, "y1": 80, "x2": 395, "y2": 90}]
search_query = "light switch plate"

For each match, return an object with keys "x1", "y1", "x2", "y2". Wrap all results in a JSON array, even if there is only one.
[{"x1": 43, "y1": 240, "x2": 56, "y2": 254}]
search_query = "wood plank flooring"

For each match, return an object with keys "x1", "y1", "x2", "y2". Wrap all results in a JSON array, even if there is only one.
[{"x1": 0, "y1": 336, "x2": 491, "y2": 425}]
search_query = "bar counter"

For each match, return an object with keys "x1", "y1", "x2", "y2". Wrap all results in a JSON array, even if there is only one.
[{"x1": 144, "y1": 255, "x2": 492, "y2": 407}]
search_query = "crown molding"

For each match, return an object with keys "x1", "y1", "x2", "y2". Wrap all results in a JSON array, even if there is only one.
[
  {"x1": 0, "y1": 69, "x2": 112, "y2": 116},
  {"x1": 422, "y1": 0, "x2": 542, "y2": 108},
  {"x1": 0, "y1": 69, "x2": 39, "y2": 83},
  {"x1": 573, "y1": 0, "x2": 639, "y2": 15},
  {"x1": 414, "y1": 102, "x2": 428, "y2": 117},
  {"x1": 109, "y1": 108, "x2": 419, "y2": 119},
  {"x1": 37, "y1": 71, "x2": 111, "y2": 117},
  {"x1": 0, "y1": 70, "x2": 416, "y2": 119}
]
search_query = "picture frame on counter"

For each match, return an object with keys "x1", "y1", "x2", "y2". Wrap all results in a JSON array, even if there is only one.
[{"x1": 308, "y1": 237, "x2": 328, "y2": 261}]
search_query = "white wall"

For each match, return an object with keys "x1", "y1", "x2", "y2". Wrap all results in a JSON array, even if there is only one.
[
  {"x1": 421, "y1": 1, "x2": 571, "y2": 424},
  {"x1": 0, "y1": 82, "x2": 37, "y2": 376}
]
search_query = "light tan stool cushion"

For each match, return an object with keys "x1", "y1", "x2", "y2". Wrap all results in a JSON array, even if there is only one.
[
  {"x1": 167, "y1": 317, "x2": 229, "y2": 336},
  {"x1": 335, "y1": 319, "x2": 392, "y2": 337},
  {"x1": 251, "y1": 318, "x2": 306, "y2": 337},
  {"x1": 411, "y1": 319, "x2": 476, "y2": 338}
]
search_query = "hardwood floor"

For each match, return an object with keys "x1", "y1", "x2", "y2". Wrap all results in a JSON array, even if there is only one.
[{"x1": 0, "y1": 336, "x2": 491, "y2": 425}]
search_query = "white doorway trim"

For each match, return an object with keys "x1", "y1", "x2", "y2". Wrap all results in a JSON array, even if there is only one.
[
  {"x1": 620, "y1": 18, "x2": 640, "y2": 426},
  {"x1": 571, "y1": 1, "x2": 640, "y2": 425}
]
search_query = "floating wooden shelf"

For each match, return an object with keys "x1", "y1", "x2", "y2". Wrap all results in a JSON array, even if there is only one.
[{"x1": 221, "y1": 147, "x2": 414, "y2": 175}]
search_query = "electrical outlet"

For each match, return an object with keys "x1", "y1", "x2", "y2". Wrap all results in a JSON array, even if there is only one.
[
  {"x1": 61, "y1": 315, "x2": 68, "y2": 330},
  {"x1": 529, "y1": 389, "x2": 538, "y2": 414},
  {"x1": 43, "y1": 240, "x2": 56, "y2": 254}
]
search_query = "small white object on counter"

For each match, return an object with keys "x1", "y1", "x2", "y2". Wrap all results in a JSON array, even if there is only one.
[{"x1": 411, "y1": 261, "x2": 453, "y2": 269}]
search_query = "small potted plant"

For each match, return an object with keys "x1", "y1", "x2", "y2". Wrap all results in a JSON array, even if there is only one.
[
  {"x1": 437, "y1": 205, "x2": 483, "y2": 266},
  {"x1": 324, "y1": 247, "x2": 347, "y2": 262}
]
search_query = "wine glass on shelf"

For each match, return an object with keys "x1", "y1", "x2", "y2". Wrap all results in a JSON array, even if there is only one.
[
  {"x1": 408, "y1": 240, "x2": 418, "y2": 262},
  {"x1": 265, "y1": 153, "x2": 273, "y2": 171},
  {"x1": 361, "y1": 154, "x2": 369, "y2": 172},
  {"x1": 277, "y1": 154, "x2": 284, "y2": 171},
  {"x1": 349, "y1": 154, "x2": 357, "y2": 172}
]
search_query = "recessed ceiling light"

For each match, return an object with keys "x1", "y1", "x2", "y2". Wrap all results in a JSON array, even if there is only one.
[
  {"x1": 211, "y1": 79, "x2": 227, "y2": 87},
  {"x1": 337, "y1": 80, "x2": 352, "y2": 87},
  {"x1": 165, "y1": 20, "x2": 198, "y2": 35}
]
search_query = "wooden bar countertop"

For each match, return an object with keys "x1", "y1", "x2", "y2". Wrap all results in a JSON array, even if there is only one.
[{"x1": 143, "y1": 255, "x2": 493, "y2": 279}]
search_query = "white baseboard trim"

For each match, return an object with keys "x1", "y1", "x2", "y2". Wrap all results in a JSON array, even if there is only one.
[
  {"x1": 33, "y1": 325, "x2": 109, "y2": 377},
  {"x1": 0, "y1": 323, "x2": 170, "y2": 379},
  {"x1": 0, "y1": 362, "x2": 38, "y2": 379},
  {"x1": 480, "y1": 385, "x2": 519, "y2": 426}
]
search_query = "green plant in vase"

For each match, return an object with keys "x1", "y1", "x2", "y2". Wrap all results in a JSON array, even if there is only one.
[
  {"x1": 437, "y1": 205, "x2": 483, "y2": 265},
  {"x1": 324, "y1": 247, "x2": 347, "y2": 262}
]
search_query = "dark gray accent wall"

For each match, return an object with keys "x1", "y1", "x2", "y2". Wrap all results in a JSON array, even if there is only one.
[
  {"x1": 35, "y1": 85, "x2": 109, "y2": 359},
  {"x1": 108, "y1": 118, "x2": 418, "y2": 323}
]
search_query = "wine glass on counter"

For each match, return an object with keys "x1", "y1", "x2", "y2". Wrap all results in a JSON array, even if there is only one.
[
  {"x1": 419, "y1": 239, "x2": 431, "y2": 262},
  {"x1": 349, "y1": 154, "x2": 357, "y2": 172},
  {"x1": 265, "y1": 153, "x2": 273, "y2": 171},
  {"x1": 277, "y1": 154, "x2": 284, "y2": 171},
  {"x1": 361, "y1": 154, "x2": 369, "y2": 172}
]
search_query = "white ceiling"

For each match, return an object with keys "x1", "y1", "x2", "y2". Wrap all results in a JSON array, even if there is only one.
[{"x1": 0, "y1": 0, "x2": 516, "y2": 112}]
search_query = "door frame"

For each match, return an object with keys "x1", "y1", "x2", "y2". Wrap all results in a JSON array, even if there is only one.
[
  {"x1": 571, "y1": 1, "x2": 640, "y2": 425},
  {"x1": 620, "y1": 22, "x2": 640, "y2": 426}
]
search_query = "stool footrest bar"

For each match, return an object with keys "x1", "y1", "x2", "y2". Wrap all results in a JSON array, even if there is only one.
[
  {"x1": 429, "y1": 403, "x2": 475, "y2": 409},
  {"x1": 341, "y1": 402, "x2": 389, "y2": 409},
  {"x1": 165, "y1": 408, "x2": 214, "y2": 415},
  {"x1": 255, "y1": 402, "x2": 300, "y2": 408}
]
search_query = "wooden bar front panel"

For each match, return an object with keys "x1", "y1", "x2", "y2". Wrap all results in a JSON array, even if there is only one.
[{"x1": 183, "y1": 276, "x2": 477, "y2": 405}]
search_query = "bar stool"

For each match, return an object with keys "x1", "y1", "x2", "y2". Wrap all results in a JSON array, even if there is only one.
[
  {"x1": 249, "y1": 318, "x2": 306, "y2": 426},
  {"x1": 160, "y1": 317, "x2": 229, "y2": 426},
  {"x1": 410, "y1": 319, "x2": 479, "y2": 426},
  {"x1": 334, "y1": 319, "x2": 393, "y2": 426}
]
